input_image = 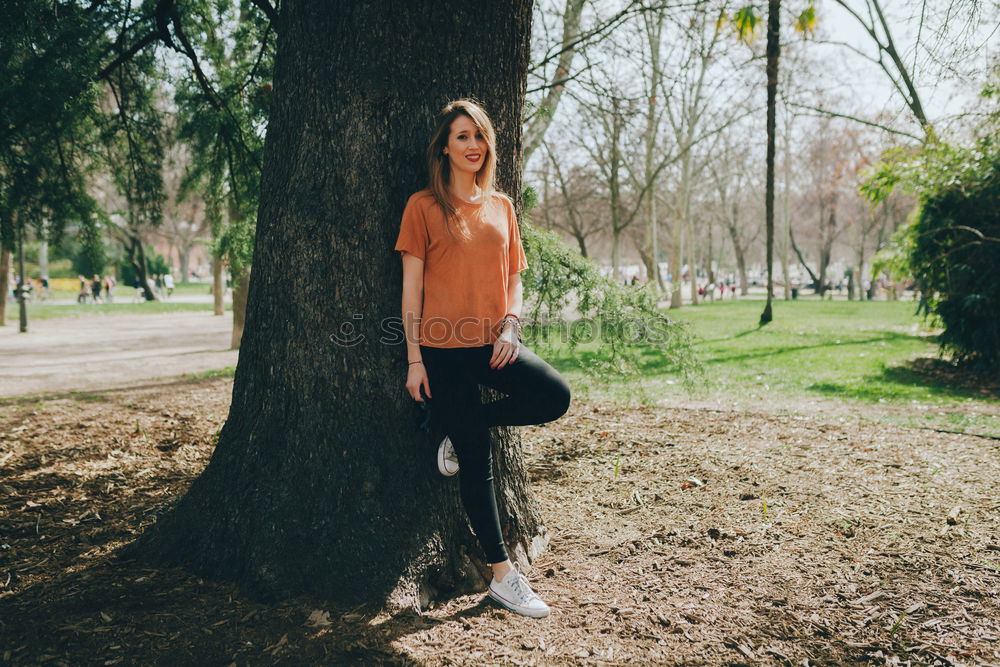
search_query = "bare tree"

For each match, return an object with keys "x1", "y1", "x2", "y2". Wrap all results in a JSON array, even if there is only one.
[
  {"x1": 539, "y1": 139, "x2": 604, "y2": 256},
  {"x1": 658, "y1": 1, "x2": 746, "y2": 307},
  {"x1": 159, "y1": 139, "x2": 209, "y2": 282},
  {"x1": 709, "y1": 140, "x2": 763, "y2": 296}
]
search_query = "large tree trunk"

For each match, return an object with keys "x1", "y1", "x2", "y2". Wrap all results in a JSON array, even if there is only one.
[{"x1": 129, "y1": 0, "x2": 540, "y2": 610}]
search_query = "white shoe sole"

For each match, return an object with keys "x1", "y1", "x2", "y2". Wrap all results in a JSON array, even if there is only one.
[
  {"x1": 437, "y1": 438, "x2": 459, "y2": 477},
  {"x1": 487, "y1": 587, "x2": 551, "y2": 618}
]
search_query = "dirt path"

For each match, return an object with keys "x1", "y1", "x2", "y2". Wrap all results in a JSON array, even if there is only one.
[
  {"x1": 1, "y1": 377, "x2": 997, "y2": 665},
  {"x1": 0, "y1": 312, "x2": 237, "y2": 398}
]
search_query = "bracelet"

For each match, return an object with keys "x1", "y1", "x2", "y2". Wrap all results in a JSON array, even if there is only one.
[
  {"x1": 408, "y1": 360, "x2": 423, "y2": 365},
  {"x1": 500, "y1": 315, "x2": 523, "y2": 341}
]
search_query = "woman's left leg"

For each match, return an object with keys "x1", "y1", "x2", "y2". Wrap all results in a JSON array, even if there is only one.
[{"x1": 471, "y1": 342, "x2": 572, "y2": 428}]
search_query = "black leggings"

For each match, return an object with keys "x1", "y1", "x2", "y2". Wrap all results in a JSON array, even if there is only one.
[{"x1": 420, "y1": 342, "x2": 571, "y2": 564}]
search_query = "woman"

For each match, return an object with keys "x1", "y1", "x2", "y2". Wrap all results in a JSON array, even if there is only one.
[{"x1": 395, "y1": 99, "x2": 571, "y2": 619}]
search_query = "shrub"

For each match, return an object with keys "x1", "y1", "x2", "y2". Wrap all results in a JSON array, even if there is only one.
[{"x1": 867, "y1": 137, "x2": 1000, "y2": 370}]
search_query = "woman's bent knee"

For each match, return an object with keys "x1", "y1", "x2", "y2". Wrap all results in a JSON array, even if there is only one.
[{"x1": 545, "y1": 375, "x2": 571, "y2": 422}]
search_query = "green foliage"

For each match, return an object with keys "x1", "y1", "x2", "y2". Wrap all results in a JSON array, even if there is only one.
[
  {"x1": 0, "y1": 0, "x2": 111, "y2": 251},
  {"x1": 731, "y1": 6, "x2": 760, "y2": 43},
  {"x1": 119, "y1": 247, "x2": 168, "y2": 286},
  {"x1": 864, "y1": 128, "x2": 1000, "y2": 369},
  {"x1": 519, "y1": 187, "x2": 699, "y2": 388},
  {"x1": 793, "y1": 5, "x2": 817, "y2": 36},
  {"x1": 173, "y1": 1, "x2": 274, "y2": 276},
  {"x1": 72, "y1": 228, "x2": 109, "y2": 278},
  {"x1": 728, "y1": 2, "x2": 816, "y2": 44},
  {"x1": 911, "y1": 142, "x2": 1000, "y2": 369}
]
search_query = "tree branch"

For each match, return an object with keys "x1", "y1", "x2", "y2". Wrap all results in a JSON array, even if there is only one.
[
  {"x1": 784, "y1": 101, "x2": 923, "y2": 141},
  {"x1": 97, "y1": 29, "x2": 160, "y2": 80},
  {"x1": 249, "y1": 0, "x2": 279, "y2": 26}
]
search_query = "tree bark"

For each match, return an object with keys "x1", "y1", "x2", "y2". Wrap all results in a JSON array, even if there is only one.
[
  {"x1": 38, "y1": 226, "x2": 48, "y2": 282},
  {"x1": 0, "y1": 247, "x2": 9, "y2": 326},
  {"x1": 126, "y1": 235, "x2": 158, "y2": 302},
  {"x1": 686, "y1": 216, "x2": 698, "y2": 305},
  {"x1": 789, "y1": 226, "x2": 819, "y2": 288},
  {"x1": 230, "y1": 267, "x2": 249, "y2": 350},
  {"x1": 17, "y1": 216, "x2": 28, "y2": 332},
  {"x1": 212, "y1": 254, "x2": 224, "y2": 316},
  {"x1": 669, "y1": 220, "x2": 683, "y2": 308},
  {"x1": 724, "y1": 215, "x2": 750, "y2": 297},
  {"x1": 760, "y1": 0, "x2": 779, "y2": 325},
  {"x1": 129, "y1": 0, "x2": 540, "y2": 610},
  {"x1": 179, "y1": 246, "x2": 191, "y2": 284}
]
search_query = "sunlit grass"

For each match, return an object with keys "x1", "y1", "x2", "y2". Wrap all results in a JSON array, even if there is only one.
[
  {"x1": 537, "y1": 299, "x2": 998, "y2": 410},
  {"x1": 5, "y1": 301, "x2": 227, "y2": 321}
]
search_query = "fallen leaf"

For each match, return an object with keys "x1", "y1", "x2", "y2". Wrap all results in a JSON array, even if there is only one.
[{"x1": 306, "y1": 609, "x2": 332, "y2": 628}]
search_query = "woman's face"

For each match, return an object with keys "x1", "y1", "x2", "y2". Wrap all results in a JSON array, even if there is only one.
[{"x1": 443, "y1": 114, "x2": 487, "y2": 177}]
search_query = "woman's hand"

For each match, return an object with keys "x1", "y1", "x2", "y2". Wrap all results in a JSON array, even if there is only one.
[
  {"x1": 490, "y1": 324, "x2": 520, "y2": 369},
  {"x1": 406, "y1": 362, "x2": 432, "y2": 401}
]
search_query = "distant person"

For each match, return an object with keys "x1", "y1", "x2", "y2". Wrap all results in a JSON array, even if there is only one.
[
  {"x1": 40, "y1": 276, "x2": 49, "y2": 300},
  {"x1": 103, "y1": 275, "x2": 116, "y2": 303},
  {"x1": 16, "y1": 277, "x2": 32, "y2": 302},
  {"x1": 163, "y1": 272, "x2": 175, "y2": 298},
  {"x1": 91, "y1": 275, "x2": 102, "y2": 303},
  {"x1": 78, "y1": 275, "x2": 91, "y2": 304}
]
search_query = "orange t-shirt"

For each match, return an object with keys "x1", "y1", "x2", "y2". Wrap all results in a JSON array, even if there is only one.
[{"x1": 394, "y1": 189, "x2": 528, "y2": 348}]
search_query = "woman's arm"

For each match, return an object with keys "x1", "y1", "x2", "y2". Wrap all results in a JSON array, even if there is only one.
[
  {"x1": 491, "y1": 272, "x2": 523, "y2": 370},
  {"x1": 505, "y1": 272, "x2": 523, "y2": 320},
  {"x1": 401, "y1": 252, "x2": 424, "y2": 362}
]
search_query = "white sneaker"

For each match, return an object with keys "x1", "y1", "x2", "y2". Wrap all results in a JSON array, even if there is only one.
[
  {"x1": 437, "y1": 436, "x2": 459, "y2": 477},
  {"x1": 488, "y1": 566, "x2": 551, "y2": 618}
]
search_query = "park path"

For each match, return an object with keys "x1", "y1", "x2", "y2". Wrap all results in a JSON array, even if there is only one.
[{"x1": 0, "y1": 311, "x2": 238, "y2": 398}]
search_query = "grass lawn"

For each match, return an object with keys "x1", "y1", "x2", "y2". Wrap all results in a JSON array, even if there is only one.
[
  {"x1": 4, "y1": 301, "x2": 225, "y2": 321},
  {"x1": 39, "y1": 281, "x2": 216, "y2": 302},
  {"x1": 537, "y1": 300, "x2": 999, "y2": 436}
]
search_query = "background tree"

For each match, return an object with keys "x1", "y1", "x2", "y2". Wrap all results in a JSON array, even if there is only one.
[
  {"x1": 171, "y1": 0, "x2": 274, "y2": 347},
  {"x1": 0, "y1": 0, "x2": 114, "y2": 328}
]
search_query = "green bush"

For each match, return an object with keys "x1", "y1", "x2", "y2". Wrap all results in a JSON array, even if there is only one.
[
  {"x1": 913, "y1": 140, "x2": 1000, "y2": 368},
  {"x1": 868, "y1": 137, "x2": 1000, "y2": 370},
  {"x1": 119, "y1": 247, "x2": 168, "y2": 286}
]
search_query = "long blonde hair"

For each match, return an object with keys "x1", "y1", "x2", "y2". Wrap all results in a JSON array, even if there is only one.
[{"x1": 425, "y1": 98, "x2": 501, "y2": 236}]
